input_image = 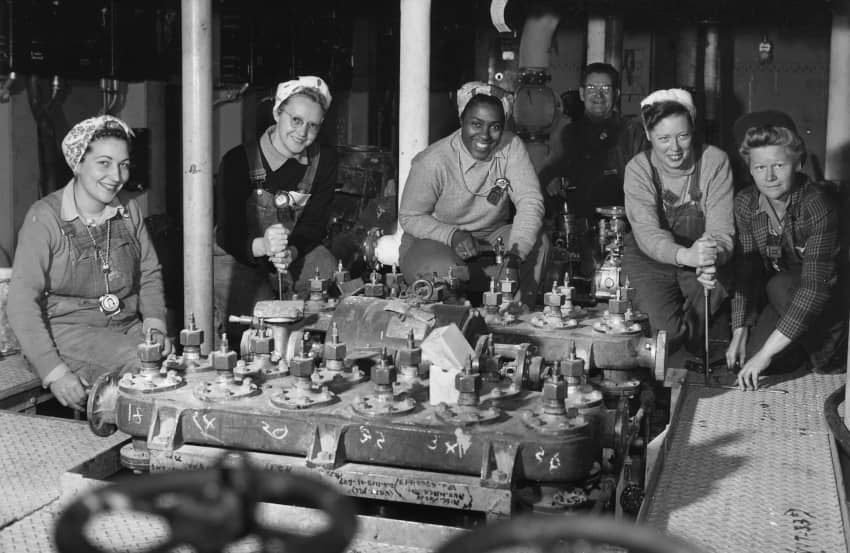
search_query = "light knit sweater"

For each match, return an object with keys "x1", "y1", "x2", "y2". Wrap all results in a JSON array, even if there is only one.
[
  {"x1": 624, "y1": 144, "x2": 734, "y2": 266},
  {"x1": 398, "y1": 129, "x2": 544, "y2": 259}
]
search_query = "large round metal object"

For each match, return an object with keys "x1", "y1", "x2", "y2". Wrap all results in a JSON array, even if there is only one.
[
  {"x1": 86, "y1": 372, "x2": 119, "y2": 437},
  {"x1": 434, "y1": 515, "x2": 705, "y2": 553},
  {"x1": 55, "y1": 453, "x2": 358, "y2": 553}
]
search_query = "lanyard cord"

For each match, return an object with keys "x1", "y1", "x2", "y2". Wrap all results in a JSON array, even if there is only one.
[
  {"x1": 84, "y1": 220, "x2": 112, "y2": 296},
  {"x1": 764, "y1": 196, "x2": 796, "y2": 249},
  {"x1": 457, "y1": 151, "x2": 506, "y2": 198}
]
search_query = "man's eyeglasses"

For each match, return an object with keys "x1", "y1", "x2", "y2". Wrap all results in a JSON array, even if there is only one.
[
  {"x1": 280, "y1": 109, "x2": 323, "y2": 134},
  {"x1": 584, "y1": 84, "x2": 614, "y2": 95}
]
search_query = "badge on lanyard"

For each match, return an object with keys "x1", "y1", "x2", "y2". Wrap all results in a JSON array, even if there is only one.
[
  {"x1": 99, "y1": 293, "x2": 121, "y2": 316},
  {"x1": 486, "y1": 177, "x2": 510, "y2": 206},
  {"x1": 274, "y1": 191, "x2": 291, "y2": 208},
  {"x1": 767, "y1": 234, "x2": 782, "y2": 272}
]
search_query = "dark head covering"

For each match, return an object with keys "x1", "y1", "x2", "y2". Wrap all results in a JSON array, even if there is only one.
[{"x1": 733, "y1": 110, "x2": 805, "y2": 166}]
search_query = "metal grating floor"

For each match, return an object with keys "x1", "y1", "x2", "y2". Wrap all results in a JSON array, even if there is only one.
[
  {"x1": 642, "y1": 369, "x2": 848, "y2": 553},
  {"x1": 0, "y1": 412, "x2": 128, "y2": 528}
]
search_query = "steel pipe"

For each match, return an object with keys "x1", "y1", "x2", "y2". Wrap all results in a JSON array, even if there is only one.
[
  {"x1": 181, "y1": 0, "x2": 214, "y2": 354},
  {"x1": 826, "y1": 5, "x2": 850, "y2": 181}
]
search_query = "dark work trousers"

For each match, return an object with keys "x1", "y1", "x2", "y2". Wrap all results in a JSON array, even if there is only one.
[{"x1": 746, "y1": 268, "x2": 847, "y2": 372}]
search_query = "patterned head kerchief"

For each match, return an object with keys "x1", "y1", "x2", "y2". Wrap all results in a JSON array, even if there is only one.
[
  {"x1": 456, "y1": 81, "x2": 513, "y2": 120},
  {"x1": 61, "y1": 115, "x2": 134, "y2": 172},
  {"x1": 273, "y1": 76, "x2": 333, "y2": 120},
  {"x1": 640, "y1": 88, "x2": 696, "y2": 122}
]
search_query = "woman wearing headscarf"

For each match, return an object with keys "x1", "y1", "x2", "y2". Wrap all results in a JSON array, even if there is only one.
[
  {"x1": 8, "y1": 115, "x2": 168, "y2": 410},
  {"x1": 398, "y1": 81, "x2": 546, "y2": 306},
  {"x1": 214, "y1": 76, "x2": 338, "y2": 328},
  {"x1": 730, "y1": 122, "x2": 847, "y2": 389},
  {"x1": 622, "y1": 89, "x2": 734, "y2": 358}
]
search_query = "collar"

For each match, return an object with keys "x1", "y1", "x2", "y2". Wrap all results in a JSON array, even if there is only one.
[
  {"x1": 451, "y1": 129, "x2": 509, "y2": 173},
  {"x1": 60, "y1": 179, "x2": 126, "y2": 224},
  {"x1": 755, "y1": 179, "x2": 803, "y2": 221},
  {"x1": 261, "y1": 125, "x2": 310, "y2": 170}
]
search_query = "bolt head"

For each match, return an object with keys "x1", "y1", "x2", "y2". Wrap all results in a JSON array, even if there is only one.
[
  {"x1": 323, "y1": 341, "x2": 347, "y2": 361},
  {"x1": 371, "y1": 365, "x2": 397, "y2": 385},
  {"x1": 397, "y1": 347, "x2": 422, "y2": 367},
  {"x1": 542, "y1": 380, "x2": 567, "y2": 401},
  {"x1": 210, "y1": 349, "x2": 237, "y2": 371},
  {"x1": 250, "y1": 335, "x2": 274, "y2": 355},
  {"x1": 290, "y1": 356, "x2": 315, "y2": 377},
  {"x1": 561, "y1": 357, "x2": 584, "y2": 378},
  {"x1": 179, "y1": 327, "x2": 204, "y2": 347},
  {"x1": 137, "y1": 341, "x2": 162, "y2": 363}
]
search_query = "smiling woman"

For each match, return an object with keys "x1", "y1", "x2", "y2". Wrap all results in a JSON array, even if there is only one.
[
  {"x1": 7, "y1": 115, "x2": 169, "y2": 411},
  {"x1": 622, "y1": 89, "x2": 735, "y2": 361},
  {"x1": 397, "y1": 81, "x2": 547, "y2": 307}
]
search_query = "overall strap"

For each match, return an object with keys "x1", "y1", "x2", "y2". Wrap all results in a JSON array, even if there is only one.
[
  {"x1": 645, "y1": 151, "x2": 667, "y2": 227},
  {"x1": 41, "y1": 192, "x2": 77, "y2": 239},
  {"x1": 297, "y1": 143, "x2": 321, "y2": 193},
  {"x1": 686, "y1": 144, "x2": 706, "y2": 203},
  {"x1": 245, "y1": 138, "x2": 267, "y2": 188}
]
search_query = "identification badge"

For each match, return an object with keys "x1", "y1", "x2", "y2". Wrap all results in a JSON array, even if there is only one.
[
  {"x1": 766, "y1": 245, "x2": 781, "y2": 260},
  {"x1": 273, "y1": 191, "x2": 290, "y2": 208},
  {"x1": 99, "y1": 293, "x2": 121, "y2": 316},
  {"x1": 486, "y1": 177, "x2": 510, "y2": 206}
]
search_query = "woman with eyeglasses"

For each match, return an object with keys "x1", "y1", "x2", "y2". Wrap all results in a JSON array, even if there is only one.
[
  {"x1": 8, "y1": 115, "x2": 168, "y2": 411},
  {"x1": 622, "y1": 89, "x2": 734, "y2": 362},
  {"x1": 398, "y1": 81, "x2": 547, "y2": 307},
  {"x1": 214, "y1": 76, "x2": 338, "y2": 336},
  {"x1": 730, "y1": 120, "x2": 846, "y2": 389}
]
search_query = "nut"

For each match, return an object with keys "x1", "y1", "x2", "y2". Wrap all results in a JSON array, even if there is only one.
[
  {"x1": 323, "y1": 341, "x2": 347, "y2": 361},
  {"x1": 289, "y1": 356, "x2": 315, "y2": 378},
  {"x1": 210, "y1": 349, "x2": 237, "y2": 372},
  {"x1": 542, "y1": 379, "x2": 567, "y2": 402},
  {"x1": 397, "y1": 347, "x2": 422, "y2": 368},
  {"x1": 137, "y1": 341, "x2": 162, "y2": 363},
  {"x1": 179, "y1": 327, "x2": 204, "y2": 347},
  {"x1": 371, "y1": 365, "x2": 397, "y2": 386},
  {"x1": 455, "y1": 372, "x2": 481, "y2": 394},
  {"x1": 250, "y1": 335, "x2": 274, "y2": 355}
]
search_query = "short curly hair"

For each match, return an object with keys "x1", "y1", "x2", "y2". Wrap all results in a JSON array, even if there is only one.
[{"x1": 738, "y1": 124, "x2": 805, "y2": 167}]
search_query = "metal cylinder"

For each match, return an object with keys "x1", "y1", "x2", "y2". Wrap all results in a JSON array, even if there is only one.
[
  {"x1": 181, "y1": 0, "x2": 214, "y2": 354},
  {"x1": 826, "y1": 6, "x2": 850, "y2": 181}
]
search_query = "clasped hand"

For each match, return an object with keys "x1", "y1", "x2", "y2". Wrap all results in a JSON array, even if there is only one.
[
  {"x1": 263, "y1": 224, "x2": 296, "y2": 271},
  {"x1": 681, "y1": 235, "x2": 718, "y2": 289}
]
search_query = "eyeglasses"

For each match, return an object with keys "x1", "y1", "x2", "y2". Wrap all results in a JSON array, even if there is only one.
[
  {"x1": 584, "y1": 84, "x2": 614, "y2": 95},
  {"x1": 280, "y1": 109, "x2": 323, "y2": 134}
]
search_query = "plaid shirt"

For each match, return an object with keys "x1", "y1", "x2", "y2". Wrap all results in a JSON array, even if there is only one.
[{"x1": 732, "y1": 178, "x2": 839, "y2": 342}]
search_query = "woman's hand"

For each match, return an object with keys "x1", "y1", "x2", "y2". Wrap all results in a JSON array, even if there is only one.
[
  {"x1": 262, "y1": 224, "x2": 289, "y2": 257},
  {"x1": 270, "y1": 246, "x2": 298, "y2": 273},
  {"x1": 677, "y1": 235, "x2": 717, "y2": 268},
  {"x1": 451, "y1": 230, "x2": 479, "y2": 260},
  {"x1": 736, "y1": 350, "x2": 771, "y2": 390},
  {"x1": 726, "y1": 327, "x2": 748, "y2": 370},
  {"x1": 50, "y1": 372, "x2": 87, "y2": 411},
  {"x1": 696, "y1": 265, "x2": 717, "y2": 289}
]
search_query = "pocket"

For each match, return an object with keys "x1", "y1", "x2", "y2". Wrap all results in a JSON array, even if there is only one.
[{"x1": 107, "y1": 234, "x2": 140, "y2": 296}]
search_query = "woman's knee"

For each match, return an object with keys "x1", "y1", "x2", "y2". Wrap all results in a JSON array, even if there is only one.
[{"x1": 399, "y1": 238, "x2": 462, "y2": 283}]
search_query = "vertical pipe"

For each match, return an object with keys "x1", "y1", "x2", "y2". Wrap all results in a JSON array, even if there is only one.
[
  {"x1": 181, "y1": 0, "x2": 214, "y2": 354},
  {"x1": 376, "y1": 0, "x2": 430, "y2": 266},
  {"x1": 675, "y1": 27, "x2": 698, "y2": 89},
  {"x1": 826, "y1": 8, "x2": 850, "y2": 181},
  {"x1": 604, "y1": 16, "x2": 624, "y2": 71},
  {"x1": 826, "y1": 5, "x2": 850, "y2": 423},
  {"x1": 518, "y1": 13, "x2": 560, "y2": 69},
  {"x1": 586, "y1": 15, "x2": 606, "y2": 64},
  {"x1": 703, "y1": 23, "x2": 720, "y2": 144},
  {"x1": 397, "y1": 0, "x2": 431, "y2": 205}
]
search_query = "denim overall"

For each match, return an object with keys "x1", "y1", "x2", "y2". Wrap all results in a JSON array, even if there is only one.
[
  {"x1": 623, "y1": 148, "x2": 726, "y2": 354},
  {"x1": 244, "y1": 139, "x2": 320, "y2": 242},
  {"x1": 41, "y1": 192, "x2": 146, "y2": 382}
]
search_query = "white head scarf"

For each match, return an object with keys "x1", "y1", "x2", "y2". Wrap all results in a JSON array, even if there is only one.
[
  {"x1": 272, "y1": 76, "x2": 332, "y2": 120},
  {"x1": 639, "y1": 88, "x2": 696, "y2": 122},
  {"x1": 61, "y1": 115, "x2": 134, "y2": 172},
  {"x1": 456, "y1": 81, "x2": 513, "y2": 120}
]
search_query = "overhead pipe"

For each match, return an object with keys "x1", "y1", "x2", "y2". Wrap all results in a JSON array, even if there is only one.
[
  {"x1": 586, "y1": 14, "x2": 623, "y2": 68},
  {"x1": 375, "y1": 0, "x2": 431, "y2": 266},
  {"x1": 702, "y1": 22, "x2": 721, "y2": 144},
  {"x1": 181, "y1": 0, "x2": 214, "y2": 354}
]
